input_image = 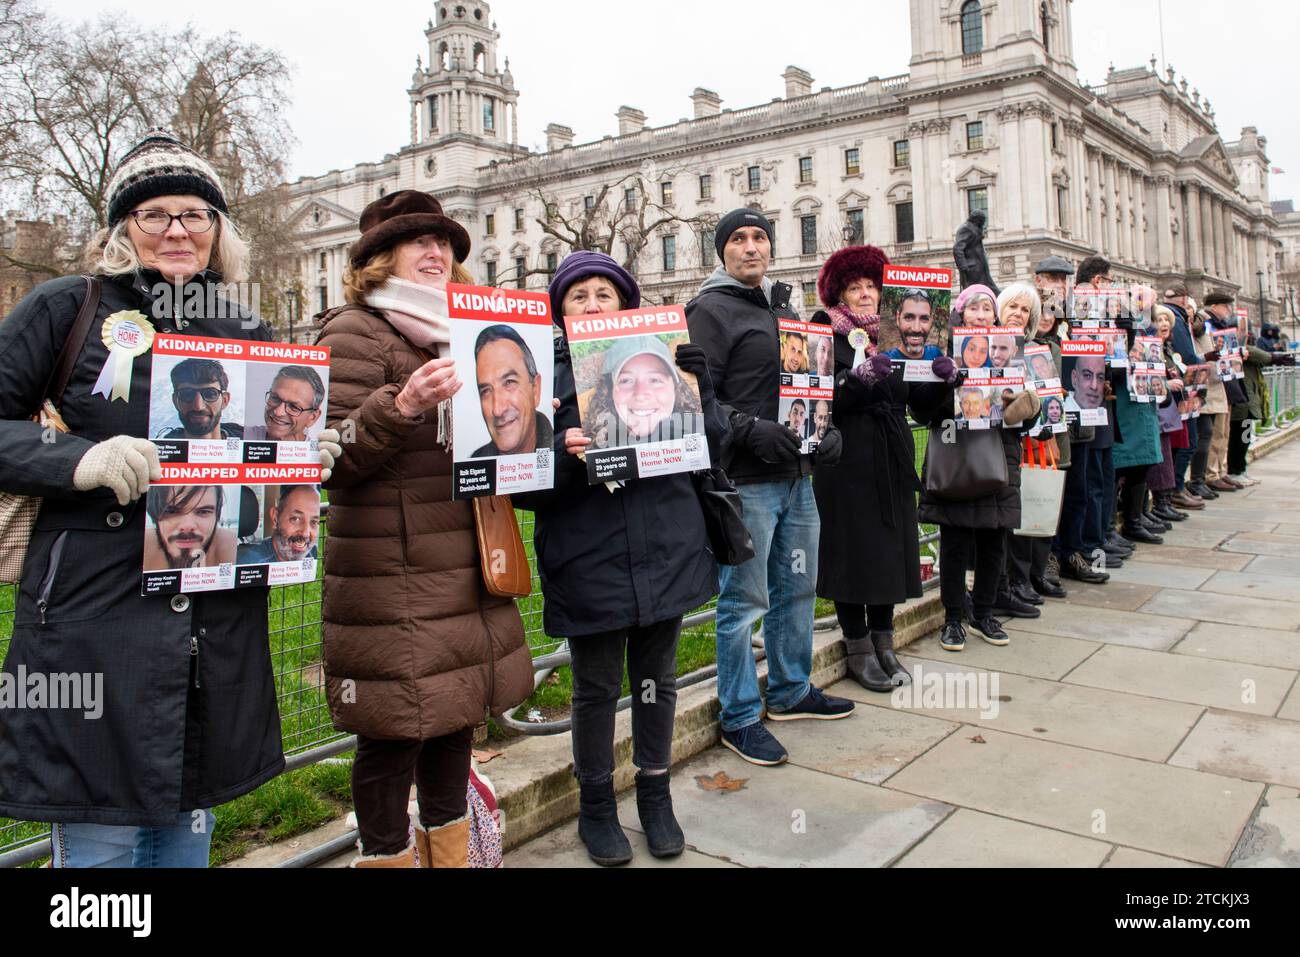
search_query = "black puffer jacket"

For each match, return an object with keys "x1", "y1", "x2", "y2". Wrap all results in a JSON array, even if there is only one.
[
  {"x1": 0, "y1": 271, "x2": 283, "y2": 826},
  {"x1": 685, "y1": 268, "x2": 812, "y2": 485},
  {"x1": 512, "y1": 328, "x2": 728, "y2": 639}
]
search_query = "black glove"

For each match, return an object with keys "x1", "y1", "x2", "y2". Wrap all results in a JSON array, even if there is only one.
[
  {"x1": 1272, "y1": 353, "x2": 1296, "y2": 367},
  {"x1": 746, "y1": 418, "x2": 802, "y2": 464},
  {"x1": 1202, "y1": 349, "x2": 1221, "y2": 362},
  {"x1": 814, "y1": 427, "x2": 843, "y2": 467},
  {"x1": 674, "y1": 344, "x2": 716, "y2": 402}
]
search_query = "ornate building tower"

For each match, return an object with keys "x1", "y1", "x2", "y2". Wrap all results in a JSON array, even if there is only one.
[{"x1": 408, "y1": 1, "x2": 519, "y2": 149}]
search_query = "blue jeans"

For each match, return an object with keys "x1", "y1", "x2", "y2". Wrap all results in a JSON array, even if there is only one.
[
  {"x1": 715, "y1": 477, "x2": 818, "y2": 732},
  {"x1": 1173, "y1": 419, "x2": 1197, "y2": 491},
  {"x1": 51, "y1": 811, "x2": 215, "y2": 868},
  {"x1": 1085, "y1": 446, "x2": 1114, "y2": 553}
]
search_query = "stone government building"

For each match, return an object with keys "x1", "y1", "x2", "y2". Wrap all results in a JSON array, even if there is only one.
[{"x1": 287, "y1": 0, "x2": 1285, "y2": 327}]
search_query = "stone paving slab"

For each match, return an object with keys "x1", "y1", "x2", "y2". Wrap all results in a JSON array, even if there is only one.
[
  {"x1": 1005, "y1": 602, "x2": 1194, "y2": 651},
  {"x1": 1169, "y1": 710, "x2": 1300, "y2": 789},
  {"x1": 764, "y1": 693, "x2": 959, "y2": 785},
  {"x1": 1103, "y1": 848, "x2": 1206, "y2": 868},
  {"x1": 1229, "y1": 786, "x2": 1300, "y2": 868},
  {"x1": 849, "y1": 656, "x2": 1202, "y2": 762},
  {"x1": 655, "y1": 748, "x2": 954, "y2": 868},
  {"x1": 1156, "y1": 525, "x2": 1235, "y2": 549},
  {"x1": 1164, "y1": 514, "x2": 1280, "y2": 534},
  {"x1": 1243, "y1": 554, "x2": 1300, "y2": 578},
  {"x1": 1174, "y1": 621, "x2": 1300, "y2": 671},
  {"x1": 884, "y1": 727, "x2": 1263, "y2": 866},
  {"x1": 1105, "y1": 560, "x2": 1217, "y2": 590},
  {"x1": 893, "y1": 808, "x2": 1111, "y2": 868},
  {"x1": 902, "y1": 627, "x2": 1101, "y2": 681},
  {"x1": 1273, "y1": 523, "x2": 1300, "y2": 536},
  {"x1": 1138, "y1": 588, "x2": 1300, "y2": 631},
  {"x1": 1109, "y1": 544, "x2": 1250, "y2": 571},
  {"x1": 1198, "y1": 570, "x2": 1300, "y2": 603},
  {"x1": 1274, "y1": 682, "x2": 1300, "y2": 722},
  {"x1": 1064, "y1": 645, "x2": 1296, "y2": 716},
  {"x1": 506, "y1": 817, "x2": 740, "y2": 868},
  {"x1": 1060, "y1": 580, "x2": 1163, "y2": 612},
  {"x1": 1221, "y1": 531, "x2": 1300, "y2": 557}
]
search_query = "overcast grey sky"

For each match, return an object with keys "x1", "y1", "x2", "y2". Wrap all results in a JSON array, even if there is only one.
[{"x1": 48, "y1": 0, "x2": 1300, "y2": 202}]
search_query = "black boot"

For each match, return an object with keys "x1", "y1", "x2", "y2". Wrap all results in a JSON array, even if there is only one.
[
  {"x1": 870, "y1": 629, "x2": 910, "y2": 686},
  {"x1": 1011, "y1": 580, "x2": 1045, "y2": 606},
  {"x1": 635, "y1": 771, "x2": 685, "y2": 859},
  {"x1": 1152, "y1": 492, "x2": 1187, "y2": 522},
  {"x1": 844, "y1": 636, "x2": 895, "y2": 692},
  {"x1": 1122, "y1": 481, "x2": 1164, "y2": 544},
  {"x1": 577, "y1": 779, "x2": 632, "y2": 866}
]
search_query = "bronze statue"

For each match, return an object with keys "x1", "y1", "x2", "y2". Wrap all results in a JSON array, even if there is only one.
[{"x1": 954, "y1": 209, "x2": 999, "y2": 295}]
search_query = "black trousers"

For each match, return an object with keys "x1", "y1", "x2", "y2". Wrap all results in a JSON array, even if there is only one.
[
  {"x1": 1189, "y1": 414, "x2": 1216, "y2": 483},
  {"x1": 939, "y1": 525, "x2": 1006, "y2": 621},
  {"x1": 569, "y1": 617, "x2": 681, "y2": 786},
  {"x1": 1006, "y1": 530, "x2": 1050, "y2": 586},
  {"x1": 352, "y1": 727, "x2": 473, "y2": 856},
  {"x1": 1228, "y1": 417, "x2": 1251, "y2": 475},
  {"x1": 833, "y1": 602, "x2": 895, "y2": 638}
]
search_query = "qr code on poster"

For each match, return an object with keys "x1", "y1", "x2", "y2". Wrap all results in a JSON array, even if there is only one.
[
  {"x1": 683, "y1": 434, "x2": 702, "y2": 453},
  {"x1": 535, "y1": 448, "x2": 552, "y2": 469}
]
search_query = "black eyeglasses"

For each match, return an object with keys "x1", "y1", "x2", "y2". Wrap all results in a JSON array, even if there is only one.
[
  {"x1": 266, "y1": 392, "x2": 318, "y2": 418},
  {"x1": 130, "y1": 209, "x2": 218, "y2": 234},
  {"x1": 175, "y1": 387, "x2": 224, "y2": 403}
]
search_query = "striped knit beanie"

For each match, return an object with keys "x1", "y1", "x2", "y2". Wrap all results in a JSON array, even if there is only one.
[{"x1": 106, "y1": 129, "x2": 229, "y2": 228}]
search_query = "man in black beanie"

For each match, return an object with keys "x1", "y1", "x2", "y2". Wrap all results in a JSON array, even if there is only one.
[{"x1": 685, "y1": 209, "x2": 852, "y2": 768}]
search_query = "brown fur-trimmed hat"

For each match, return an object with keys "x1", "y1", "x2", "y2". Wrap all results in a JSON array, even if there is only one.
[
  {"x1": 348, "y1": 190, "x2": 471, "y2": 269},
  {"x1": 817, "y1": 245, "x2": 890, "y2": 308}
]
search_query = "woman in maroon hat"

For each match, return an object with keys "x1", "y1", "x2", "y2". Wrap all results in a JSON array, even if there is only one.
[
  {"x1": 314, "y1": 190, "x2": 534, "y2": 867},
  {"x1": 810, "y1": 246, "x2": 951, "y2": 692}
]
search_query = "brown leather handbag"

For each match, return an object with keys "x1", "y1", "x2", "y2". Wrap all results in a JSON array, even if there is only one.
[{"x1": 472, "y1": 495, "x2": 532, "y2": 598}]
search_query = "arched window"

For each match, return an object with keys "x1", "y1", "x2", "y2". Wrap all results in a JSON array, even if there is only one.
[
  {"x1": 438, "y1": 42, "x2": 450, "y2": 71},
  {"x1": 1041, "y1": 2, "x2": 1051, "y2": 54},
  {"x1": 961, "y1": 1, "x2": 983, "y2": 55},
  {"x1": 473, "y1": 42, "x2": 485, "y2": 72}
]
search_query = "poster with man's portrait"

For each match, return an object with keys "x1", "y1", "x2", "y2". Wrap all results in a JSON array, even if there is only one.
[
  {"x1": 777, "y1": 318, "x2": 834, "y2": 454},
  {"x1": 1060, "y1": 353, "x2": 1110, "y2": 427},
  {"x1": 879, "y1": 265, "x2": 953, "y2": 381},
  {"x1": 447, "y1": 283, "x2": 555, "y2": 499},
  {"x1": 564, "y1": 305, "x2": 710, "y2": 483},
  {"x1": 144, "y1": 334, "x2": 328, "y2": 595},
  {"x1": 1023, "y1": 344, "x2": 1060, "y2": 389},
  {"x1": 1030, "y1": 387, "x2": 1068, "y2": 436}
]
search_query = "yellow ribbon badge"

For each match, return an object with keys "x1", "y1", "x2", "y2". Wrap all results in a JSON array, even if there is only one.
[{"x1": 92, "y1": 311, "x2": 156, "y2": 402}]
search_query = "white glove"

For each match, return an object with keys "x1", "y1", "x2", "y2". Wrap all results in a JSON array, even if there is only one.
[
  {"x1": 318, "y1": 428, "x2": 343, "y2": 483},
  {"x1": 72, "y1": 436, "x2": 162, "y2": 506}
]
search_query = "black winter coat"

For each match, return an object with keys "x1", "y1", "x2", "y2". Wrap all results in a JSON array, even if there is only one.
[
  {"x1": 512, "y1": 332, "x2": 727, "y2": 638},
  {"x1": 0, "y1": 271, "x2": 283, "y2": 826},
  {"x1": 912, "y1": 380, "x2": 1027, "y2": 531},
  {"x1": 685, "y1": 279, "x2": 813, "y2": 485},
  {"x1": 810, "y1": 317, "x2": 938, "y2": 605}
]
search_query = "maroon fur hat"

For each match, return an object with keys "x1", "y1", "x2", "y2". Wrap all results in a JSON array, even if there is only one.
[
  {"x1": 348, "y1": 190, "x2": 471, "y2": 269},
  {"x1": 817, "y1": 245, "x2": 890, "y2": 309}
]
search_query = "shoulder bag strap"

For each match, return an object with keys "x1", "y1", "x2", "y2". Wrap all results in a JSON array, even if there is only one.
[{"x1": 42, "y1": 276, "x2": 103, "y2": 408}]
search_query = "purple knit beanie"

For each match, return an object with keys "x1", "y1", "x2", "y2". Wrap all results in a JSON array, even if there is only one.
[{"x1": 548, "y1": 250, "x2": 641, "y2": 323}]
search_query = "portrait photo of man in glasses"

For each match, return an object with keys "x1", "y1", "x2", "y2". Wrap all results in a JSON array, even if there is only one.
[
  {"x1": 244, "y1": 365, "x2": 325, "y2": 442},
  {"x1": 156, "y1": 357, "x2": 244, "y2": 440}
]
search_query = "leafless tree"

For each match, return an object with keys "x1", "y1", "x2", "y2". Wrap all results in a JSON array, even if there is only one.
[
  {"x1": 0, "y1": 2, "x2": 294, "y2": 294},
  {"x1": 497, "y1": 165, "x2": 717, "y2": 287}
]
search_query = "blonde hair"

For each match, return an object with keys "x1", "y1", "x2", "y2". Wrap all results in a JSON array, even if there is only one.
[
  {"x1": 343, "y1": 241, "x2": 472, "y2": 305},
  {"x1": 90, "y1": 209, "x2": 251, "y2": 283},
  {"x1": 996, "y1": 282, "x2": 1041, "y2": 341}
]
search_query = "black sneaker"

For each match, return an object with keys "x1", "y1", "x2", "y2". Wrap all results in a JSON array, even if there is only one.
[
  {"x1": 768, "y1": 686, "x2": 856, "y2": 722},
  {"x1": 939, "y1": 620, "x2": 967, "y2": 652},
  {"x1": 720, "y1": 724, "x2": 788, "y2": 766},
  {"x1": 1031, "y1": 575, "x2": 1068, "y2": 599},
  {"x1": 970, "y1": 616, "x2": 1010, "y2": 646}
]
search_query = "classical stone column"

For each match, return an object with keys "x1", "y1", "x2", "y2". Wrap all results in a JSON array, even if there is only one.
[
  {"x1": 1222, "y1": 204, "x2": 1235, "y2": 281},
  {"x1": 1154, "y1": 176, "x2": 1173, "y2": 271},
  {"x1": 997, "y1": 107, "x2": 1025, "y2": 232},
  {"x1": 1185, "y1": 184, "x2": 1202, "y2": 272},
  {"x1": 1104, "y1": 159, "x2": 1118, "y2": 257},
  {"x1": 1200, "y1": 188, "x2": 1216, "y2": 277},
  {"x1": 1087, "y1": 148, "x2": 1103, "y2": 248},
  {"x1": 1117, "y1": 165, "x2": 1132, "y2": 263}
]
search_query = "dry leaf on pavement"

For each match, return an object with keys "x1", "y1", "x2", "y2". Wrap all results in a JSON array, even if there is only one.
[{"x1": 696, "y1": 771, "x2": 748, "y2": 792}]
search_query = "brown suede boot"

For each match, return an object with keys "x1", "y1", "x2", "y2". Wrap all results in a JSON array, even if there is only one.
[
  {"x1": 350, "y1": 838, "x2": 418, "y2": 868},
  {"x1": 419, "y1": 816, "x2": 470, "y2": 868}
]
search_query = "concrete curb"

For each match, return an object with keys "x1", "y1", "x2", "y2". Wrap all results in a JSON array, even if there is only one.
[{"x1": 1248, "y1": 419, "x2": 1300, "y2": 462}]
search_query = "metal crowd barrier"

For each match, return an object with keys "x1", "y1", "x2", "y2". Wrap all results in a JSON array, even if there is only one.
[{"x1": 0, "y1": 426, "x2": 940, "y2": 865}]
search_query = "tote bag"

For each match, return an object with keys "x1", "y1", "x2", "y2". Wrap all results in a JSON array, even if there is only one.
[{"x1": 1014, "y1": 438, "x2": 1066, "y2": 538}]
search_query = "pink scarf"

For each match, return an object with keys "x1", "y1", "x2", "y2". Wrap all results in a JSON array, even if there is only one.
[
  {"x1": 827, "y1": 305, "x2": 880, "y2": 356},
  {"x1": 366, "y1": 278, "x2": 451, "y2": 352}
]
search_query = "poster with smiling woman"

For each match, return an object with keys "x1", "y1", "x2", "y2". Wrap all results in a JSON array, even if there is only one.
[
  {"x1": 565, "y1": 305, "x2": 710, "y2": 483},
  {"x1": 446, "y1": 283, "x2": 555, "y2": 499}
]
